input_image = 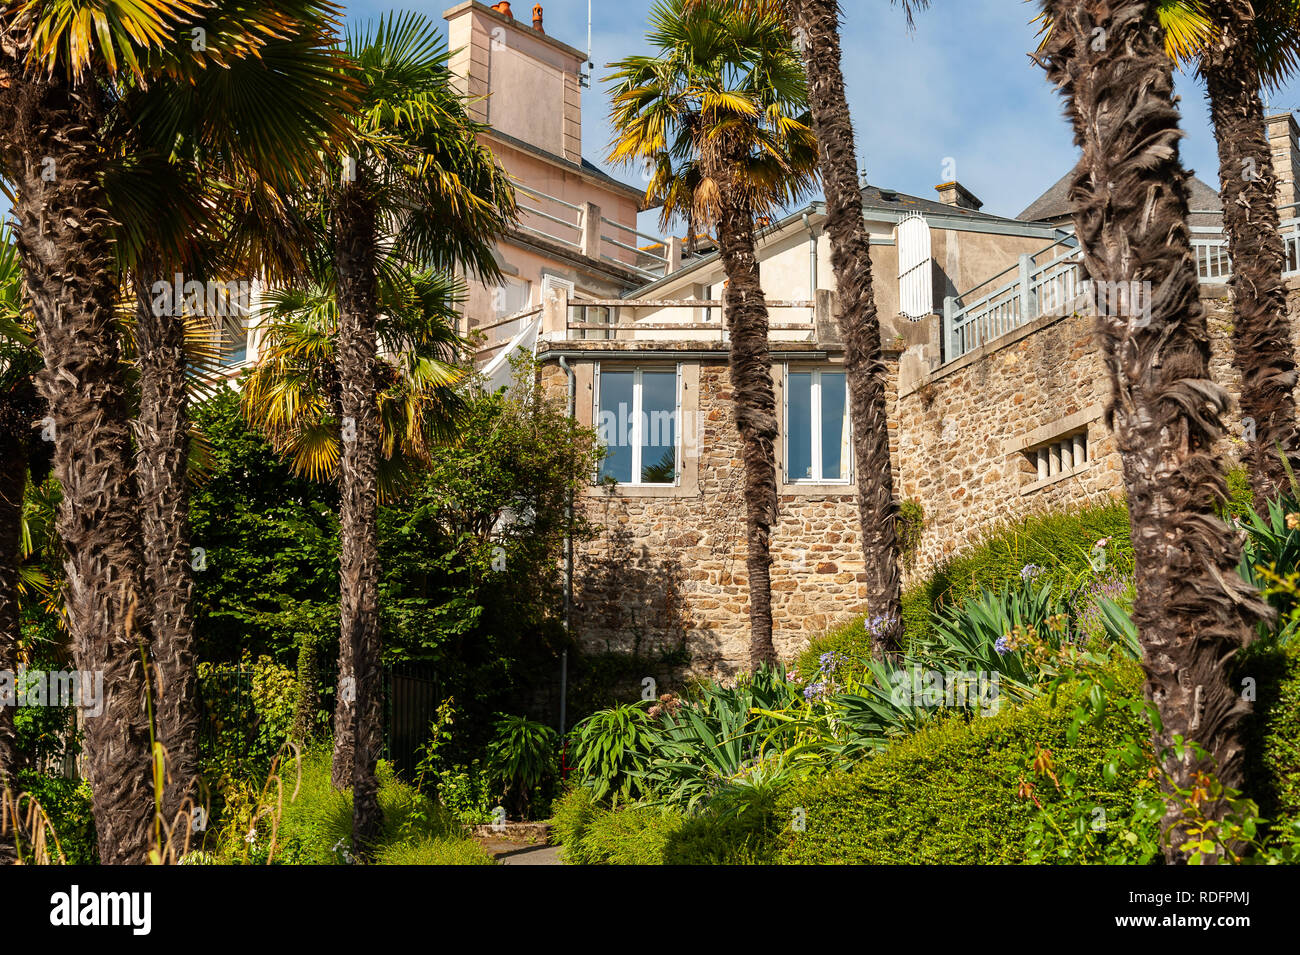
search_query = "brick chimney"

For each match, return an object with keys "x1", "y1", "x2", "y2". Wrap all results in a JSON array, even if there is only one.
[
  {"x1": 533, "y1": 3, "x2": 544, "y2": 32},
  {"x1": 1267, "y1": 112, "x2": 1300, "y2": 216},
  {"x1": 934, "y1": 181, "x2": 983, "y2": 211}
]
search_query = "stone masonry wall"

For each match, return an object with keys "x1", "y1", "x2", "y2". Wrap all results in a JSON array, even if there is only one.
[{"x1": 538, "y1": 285, "x2": 1294, "y2": 676}]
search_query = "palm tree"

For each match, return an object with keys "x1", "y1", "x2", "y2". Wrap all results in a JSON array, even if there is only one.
[
  {"x1": 263, "y1": 12, "x2": 514, "y2": 850},
  {"x1": 783, "y1": 0, "x2": 928, "y2": 655},
  {"x1": 0, "y1": 0, "x2": 199, "y2": 863},
  {"x1": 609, "y1": 0, "x2": 819, "y2": 668},
  {"x1": 243, "y1": 269, "x2": 467, "y2": 497},
  {"x1": 1197, "y1": 1, "x2": 1300, "y2": 500},
  {"x1": 1038, "y1": 1, "x2": 1300, "y2": 501},
  {"x1": 1036, "y1": 0, "x2": 1270, "y2": 862},
  {"x1": 107, "y1": 0, "x2": 356, "y2": 827}
]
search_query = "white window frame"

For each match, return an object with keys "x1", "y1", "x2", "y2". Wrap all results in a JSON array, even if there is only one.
[
  {"x1": 784, "y1": 365, "x2": 852, "y2": 485},
  {"x1": 593, "y1": 363, "x2": 683, "y2": 487}
]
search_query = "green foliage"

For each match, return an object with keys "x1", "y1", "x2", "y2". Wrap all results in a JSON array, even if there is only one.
[
  {"x1": 13, "y1": 771, "x2": 97, "y2": 865},
  {"x1": 550, "y1": 785, "x2": 782, "y2": 865},
  {"x1": 486, "y1": 714, "x2": 559, "y2": 819},
  {"x1": 793, "y1": 615, "x2": 875, "y2": 681},
  {"x1": 898, "y1": 498, "x2": 925, "y2": 568},
  {"x1": 1240, "y1": 643, "x2": 1300, "y2": 826},
  {"x1": 377, "y1": 375, "x2": 600, "y2": 765},
  {"x1": 223, "y1": 750, "x2": 491, "y2": 865},
  {"x1": 774, "y1": 666, "x2": 1151, "y2": 864},
  {"x1": 189, "y1": 389, "x2": 340, "y2": 666},
  {"x1": 197, "y1": 654, "x2": 298, "y2": 781},
  {"x1": 901, "y1": 501, "x2": 1133, "y2": 645},
  {"x1": 1237, "y1": 495, "x2": 1300, "y2": 643},
  {"x1": 568, "y1": 702, "x2": 654, "y2": 804},
  {"x1": 1223, "y1": 464, "x2": 1255, "y2": 520}
]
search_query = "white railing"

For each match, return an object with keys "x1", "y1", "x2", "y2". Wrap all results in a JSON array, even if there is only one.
[
  {"x1": 599, "y1": 217, "x2": 673, "y2": 280},
  {"x1": 943, "y1": 214, "x2": 1300, "y2": 364},
  {"x1": 515, "y1": 186, "x2": 584, "y2": 252}
]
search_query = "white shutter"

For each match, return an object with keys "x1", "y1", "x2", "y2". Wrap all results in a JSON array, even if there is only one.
[{"x1": 896, "y1": 213, "x2": 934, "y2": 319}]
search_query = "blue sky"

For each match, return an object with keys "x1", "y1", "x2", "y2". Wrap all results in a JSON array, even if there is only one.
[{"x1": 346, "y1": 0, "x2": 1300, "y2": 221}]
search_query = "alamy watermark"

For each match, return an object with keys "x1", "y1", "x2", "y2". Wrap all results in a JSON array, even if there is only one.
[
  {"x1": 150, "y1": 274, "x2": 253, "y2": 319},
  {"x1": 0, "y1": 668, "x2": 104, "y2": 717}
]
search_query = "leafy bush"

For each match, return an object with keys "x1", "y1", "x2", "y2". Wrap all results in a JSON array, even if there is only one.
[
  {"x1": 774, "y1": 665, "x2": 1152, "y2": 864},
  {"x1": 568, "y1": 702, "x2": 654, "y2": 804},
  {"x1": 218, "y1": 749, "x2": 491, "y2": 865},
  {"x1": 198, "y1": 654, "x2": 298, "y2": 781},
  {"x1": 486, "y1": 714, "x2": 558, "y2": 819},
  {"x1": 12, "y1": 771, "x2": 97, "y2": 864},
  {"x1": 902, "y1": 501, "x2": 1133, "y2": 645},
  {"x1": 550, "y1": 786, "x2": 779, "y2": 865},
  {"x1": 1240, "y1": 643, "x2": 1300, "y2": 826}
]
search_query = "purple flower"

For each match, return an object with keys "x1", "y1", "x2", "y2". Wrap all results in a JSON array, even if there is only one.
[
  {"x1": 1020, "y1": 564, "x2": 1043, "y2": 582},
  {"x1": 994, "y1": 635, "x2": 1012, "y2": 655},
  {"x1": 803, "y1": 682, "x2": 827, "y2": 700}
]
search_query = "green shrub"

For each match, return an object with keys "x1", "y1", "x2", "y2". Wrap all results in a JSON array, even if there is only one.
[
  {"x1": 903, "y1": 501, "x2": 1133, "y2": 645},
  {"x1": 221, "y1": 749, "x2": 490, "y2": 865},
  {"x1": 794, "y1": 615, "x2": 876, "y2": 680},
  {"x1": 1240, "y1": 643, "x2": 1300, "y2": 826},
  {"x1": 774, "y1": 665, "x2": 1151, "y2": 864},
  {"x1": 13, "y1": 771, "x2": 97, "y2": 864},
  {"x1": 550, "y1": 786, "x2": 780, "y2": 865},
  {"x1": 376, "y1": 835, "x2": 494, "y2": 865}
]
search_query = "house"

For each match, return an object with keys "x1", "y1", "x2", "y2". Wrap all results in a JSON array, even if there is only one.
[{"x1": 483, "y1": 84, "x2": 1300, "y2": 673}]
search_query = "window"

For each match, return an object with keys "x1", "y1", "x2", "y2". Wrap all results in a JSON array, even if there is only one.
[
  {"x1": 1029, "y1": 430, "x2": 1089, "y2": 482},
  {"x1": 595, "y1": 365, "x2": 681, "y2": 485},
  {"x1": 786, "y1": 367, "x2": 850, "y2": 483},
  {"x1": 493, "y1": 276, "x2": 531, "y2": 318}
]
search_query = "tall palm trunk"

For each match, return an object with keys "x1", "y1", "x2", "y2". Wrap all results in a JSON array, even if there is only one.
[
  {"x1": 1040, "y1": 0, "x2": 1268, "y2": 862},
  {"x1": 715, "y1": 188, "x2": 780, "y2": 668},
  {"x1": 791, "y1": 0, "x2": 903, "y2": 654},
  {"x1": 1202, "y1": 1, "x2": 1300, "y2": 501},
  {"x1": 1, "y1": 75, "x2": 157, "y2": 864},
  {"x1": 133, "y1": 272, "x2": 200, "y2": 827},
  {"x1": 332, "y1": 177, "x2": 383, "y2": 852}
]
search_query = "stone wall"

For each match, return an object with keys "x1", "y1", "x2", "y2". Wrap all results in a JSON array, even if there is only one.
[{"x1": 537, "y1": 285, "x2": 1289, "y2": 676}]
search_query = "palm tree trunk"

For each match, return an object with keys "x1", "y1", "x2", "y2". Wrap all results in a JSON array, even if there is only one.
[
  {"x1": 792, "y1": 0, "x2": 904, "y2": 654},
  {"x1": 716, "y1": 192, "x2": 780, "y2": 669},
  {"x1": 133, "y1": 273, "x2": 200, "y2": 828},
  {"x1": 3, "y1": 76, "x2": 158, "y2": 864},
  {"x1": 1039, "y1": 0, "x2": 1269, "y2": 863},
  {"x1": 1202, "y1": 1, "x2": 1300, "y2": 502},
  {"x1": 332, "y1": 177, "x2": 383, "y2": 853}
]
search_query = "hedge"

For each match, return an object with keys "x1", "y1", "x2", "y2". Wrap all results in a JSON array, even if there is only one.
[{"x1": 774, "y1": 665, "x2": 1150, "y2": 864}]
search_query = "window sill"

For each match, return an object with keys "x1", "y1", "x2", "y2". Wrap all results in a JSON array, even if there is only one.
[
  {"x1": 584, "y1": 483, "x2": 692, "y2": 499},
  {"x1": 779, "y1": 481, "x2": 856, "y2": 496},
  {"x1": 1020, "y1": 460, "x2": 1094, "y2": 495}
]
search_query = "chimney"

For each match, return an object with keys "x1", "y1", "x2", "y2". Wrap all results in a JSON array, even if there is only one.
[
  {"x1": 1267, "y1": 112, "x2": 1300, "y2": 216},
  {"x1": 533, "y1": 4, "x2": 544, "y2": 32},
  {"x1": 491, "y1": 2, "x2": 514, "y2": 20},
  {"x1": 934, "y1": 181, "x2": 983, "y2": 211}
]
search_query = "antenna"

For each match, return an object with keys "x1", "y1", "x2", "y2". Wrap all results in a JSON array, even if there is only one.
[{"x1": 580, "y1": 0, "x2": 594, "y2": 88}]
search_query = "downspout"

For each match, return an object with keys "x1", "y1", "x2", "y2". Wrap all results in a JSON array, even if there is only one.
[{"x1": 558, "y1": 355, "x2": 575, "y2": 764}]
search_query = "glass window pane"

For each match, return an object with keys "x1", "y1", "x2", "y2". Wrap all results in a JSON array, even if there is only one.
[
  {"x1": 820, "y1": 372, "x2": 848, "y2": 480},
  {"x1": 640, "y1": 370, "x2": 677, "y2": 483},
  {"x1": 788, "y1": 372, "x2": 813, "y2": 481},
  {"x1": 597, "y1": 370, "x2": 634, "y2": 484}
]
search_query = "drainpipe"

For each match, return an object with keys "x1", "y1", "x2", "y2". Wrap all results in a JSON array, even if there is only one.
[{"x1": 557, "y1": 355, "x2": 576, "y2": 757}]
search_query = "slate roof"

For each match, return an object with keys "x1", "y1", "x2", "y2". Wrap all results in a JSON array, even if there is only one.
[{"x1": 1017, "y1": 170, "x2": 1224, "y2": 230}]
